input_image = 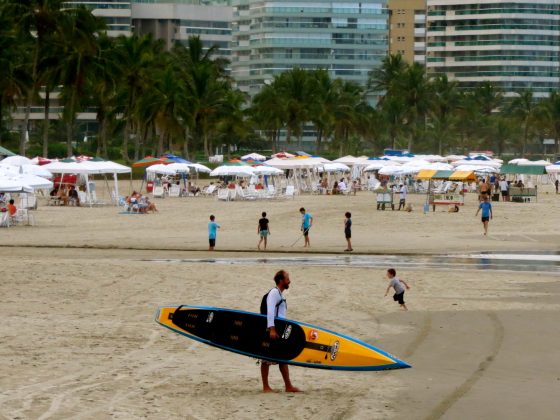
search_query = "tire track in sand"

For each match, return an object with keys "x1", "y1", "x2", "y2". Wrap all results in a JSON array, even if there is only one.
[{"x1": 424, "y1": 312, "x2": 504, "y2": 420}]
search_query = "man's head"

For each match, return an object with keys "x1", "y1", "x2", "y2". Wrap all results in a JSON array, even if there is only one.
[
  {"x1": 9, "y1": 199, "x2": 14, "y2": 205},
  {"x1": 299, "y1": 207, "x2": 305, "y2": 214},
  {"x1": 345, "y1": 212, "x2": 351, "y2": 218},
  {"x1": 210, "y1": 215, "x2": 215, "y2": 221},
  {"x1": 274, "y1": 270, "x2": 290, "y2": 290},
  {"x1": 387, "y1": 268, "x2": 396, "y2": 279},
  {"x1": 262, "y1": 211, "x2": 267, "y2": 217}
]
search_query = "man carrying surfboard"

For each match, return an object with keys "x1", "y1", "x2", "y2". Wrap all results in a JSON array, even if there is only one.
[{"x1": 261, "y1": 270, "x2": 301, "y2": 393}]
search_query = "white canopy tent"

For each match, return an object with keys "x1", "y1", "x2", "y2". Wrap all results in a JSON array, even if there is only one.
[
  {"x1": 0, "y1": 164, "x2": 52, "y2": 178},
  {"x1": 210, "y1": 165, "x2": 255, "y2": 177},
  {"x1": 146, "y1": 164, "x2": 176, "y2": 176}
]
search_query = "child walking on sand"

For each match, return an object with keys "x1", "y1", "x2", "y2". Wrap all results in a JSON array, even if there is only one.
[
  {"x1": 384, "y1": 268, "x2": 410, "y2": 311},
  {"x1": 208, "y1": 215, "x2": 220, "y2": 251},
  {"x1": 344, "y1": 212, "x2": 353, "y2": 252}
]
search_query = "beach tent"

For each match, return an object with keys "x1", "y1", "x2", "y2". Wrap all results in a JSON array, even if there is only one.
[
  {"x1": 210, "y1": 165, "x2": 254, "y2": 177},
  {"x1": 416, "y1": 170, "x2": 475, "y2": 181},
  {"x1": 545, "y1": 162, "x2": 560, "y2": 174},
  {"x1": 252, "y1": 166, "x2": 284, "y2": 176},
  {"x1": 146, "y1": 164, "x2": 176, "y2": 176},
  {"x1": 0, "y1": 145, "x2": 16, "y2": 157},
  {"x1": 500, "y1": 164, "x2": 547, "y2": 175},
  {"x1": 0, "y1": 179, "x2": 33, "y2": 193},
  {"x1": 0, "y1": 155, "x2": 34, "y2": 166},
  {"x1": 320, "y1": 163, "x2": 350, "y2": 173},
  {"x1": 517, "y1": 160, "x2": 551, "y2": 166}
]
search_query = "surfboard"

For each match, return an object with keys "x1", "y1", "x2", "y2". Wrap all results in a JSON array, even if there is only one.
[{"x1": 155, "y1": 305, "x2": 411, "y2": 371}]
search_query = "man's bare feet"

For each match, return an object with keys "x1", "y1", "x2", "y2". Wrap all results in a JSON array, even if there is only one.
[
  {"x1": 285, "y1": 386, "x2": 302, "y2": 393},
  {"x1": 263, "y1": 387, "x2": 278, "y2": 393}
]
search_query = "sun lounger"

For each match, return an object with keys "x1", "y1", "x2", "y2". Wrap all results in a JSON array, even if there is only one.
[{"x1": 152, "y1": 186, "x2": 165, "y2": 199}]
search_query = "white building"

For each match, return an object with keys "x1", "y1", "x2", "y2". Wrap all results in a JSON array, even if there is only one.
[{"x1": 426, "y1": 0, "x2": 560, "y2": 97}]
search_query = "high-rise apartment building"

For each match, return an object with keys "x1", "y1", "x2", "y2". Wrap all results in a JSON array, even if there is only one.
[
  {"x1": 131, "y1": 1, "x2": 232, "y2": 57},
  {"x1": 426, "y1": 0, "x2": 560, "y2": 97},
  {"x1": 231, "y1": 0, "x2": 389, "y2": 96},
  {"x1": 388, "y1": 0, "x2": 426, "y2": 64},
  {"x1": 66, "y1": 1, "x2": 133, "y2": 36}
]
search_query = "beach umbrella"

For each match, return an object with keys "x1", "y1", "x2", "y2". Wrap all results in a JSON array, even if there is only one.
[
  {"x1": 166, "y1": 163, "x2": 192, "y2": 173},
  {"x1": 321, "y1": 163, "x2": 351, "y2": 173},
  {"x1": 161, "y1": 154, "x2": 192, "y2": 164},
  {"x1": 272, "y1": 152, "x2": 295, "y2": 158},
  {"x1": 7, "y1": 174, "x2": 53, "y2": 190},
  {"x1": 252, "y1": 166, "x2": 284, "y2": 175},
  {"x1": 241, "y1": 153, "x2": 266, "y2": 161},
  {"x1": 146, "y1": 164, "x2": 176, "y2": 175},
  {"x1": 508, "y1": 158, "x2": 530, "y2": 164},
  {"x1": 30, "y1": 156, "x2": 52, "y2": 165},
  {"x1": 378, "y1": 166, "x2": 404, "y2": 176},
  {"x1": 517, "y1": 159, "x2": 550, "y2": 166},
  {"x1": 132, "y1": 156, "x2": 165, "y2": 167},
  {"x1": 0, "y1": 178, "x2": 33, "y2": 193},
  {"x1": 210, "y1": 165, "x2": 254, "y2": 177},
  {"x1": 0, "y1": 164, "x2": 52, "y2": 178},
  {"x1": 545, "y1": 163, "x2": 560, "y2": 174},
  {"x1": 0, "y1": 155, "x2": 33, "y2": 166},
  {"x1": 189, "y1": 163, "x2": 211, "y2": 173}
]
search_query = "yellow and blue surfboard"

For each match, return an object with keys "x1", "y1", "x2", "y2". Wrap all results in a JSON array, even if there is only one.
[{"x1": 155, "y1": 305, "x2": 411, "y2": 371}]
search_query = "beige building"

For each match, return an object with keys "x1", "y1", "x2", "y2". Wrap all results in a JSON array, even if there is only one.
[{"x1": 388, "y1": 0, "x2": 426, "y2": 64}]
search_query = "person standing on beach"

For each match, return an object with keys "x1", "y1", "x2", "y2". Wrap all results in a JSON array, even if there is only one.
[
  {"x1": 344, "y1": 212, "x2": 353, "y2": 252},
  {"x1": 384, "y1": 268, "x2": 410, "y2": 311},
  {"x1": 398, "y1": 184, "x2": 408, "y2": 210},
  {"x1": 261, "y1": 270, "x2": 301, "y2": 393},
  {"x1": 475, "y1": 195, "x2": 493, "y2": 236},
  {"x1": 208, "y1": 215, "x2": 220, "y2": 251},
  {"x1": 555, "y1": 179, "x2": 559, "y2": 194},
  {"x1": 300, "y1": 207, "x2": 313, "y2": 248},
  {"x1": 257, "y1": 212, "x2": 270, "y2": 250},
  {"x1": 499, "y1": 177, "x2": 509, "y2": 202}
]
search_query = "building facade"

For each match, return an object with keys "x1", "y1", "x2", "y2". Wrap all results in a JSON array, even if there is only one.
[
  {"x1": 231, "y1": 0, "x2": 389, "y2": 96},
  {"x1": 388, "y1": 0, "x2": 426, "y2": 64},
  {"x1": 66, "y1": 1, "x2": 133, "y2": 36},
  {"x1": 131, "y1": 1, "x2": 233, "y2": 57},
  {"x1": 426, "y1": 0, "x2": 560, "y2": 97}
]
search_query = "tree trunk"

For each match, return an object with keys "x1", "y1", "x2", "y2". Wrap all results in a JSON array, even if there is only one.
[
  {"x1": 66, "y1": 121, "x2": 73, "y2": 158},
  {"x1": 42, "y1": 89, "x2": 50, "y2": 157},
  {"x1": 0, "y1": 96, "x2": 3, "y2": 145},
  {"x1": 183, "y1": 127, "x2": 190, "y2": 160},
  {"x1": 203, "y1": 130, "x2": 210, "y2": 158},
  {"x1": 21, "y1": 97, "x2": 30, "y2": 156},
  {"x1": 98, "y1": 115, "x2": 108, "y2": 158},
  {"x1": 157, "y1": 127, "x2": 165, "y2": 156},
  {"x1": 315, "y1": 128, "x2": 323, "y2": 154}
]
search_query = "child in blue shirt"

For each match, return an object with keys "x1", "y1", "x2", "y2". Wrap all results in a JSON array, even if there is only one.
[
  {"x1": 475, "y1": 196, "x2": 493, "y2": 236},
  {"x1": 208, "y1": 215, "x2": 220, "y2": 250}
]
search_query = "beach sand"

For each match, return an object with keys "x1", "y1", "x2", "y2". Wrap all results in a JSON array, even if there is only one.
[{"x1": 1, "y1": 186, "x2": 559, "y2": 419}]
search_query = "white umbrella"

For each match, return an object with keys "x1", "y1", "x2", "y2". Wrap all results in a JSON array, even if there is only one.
[
  {"x1": 241, "y1": 153, "x2": 266, "y2": 161},
  {"x1": 0, "y1": 164, "x2": 52, "y2": 178},
  {"x1": 454, "y1": 164, "x2": 499, "y2": 173},
  {"x1": 517, "y1": 159, "x2": 550, "y2": 166},
  {"x1": 0, "y1": 178, "x2": 33, "y2": 193},
  {"x1": 508, "y1": 158, "x2": 530, "y2": 164},
  {"x1": 166, "y1": 162, "x2": 192, "y2": 173},
  {"x1": 379, "y1": 166, "x2": 405, "y2": 176},
  {"x1": 321, "y1": 163, "x2": 350, "y2": 173},
  {"x1": 252, "y1": 166, "x2": 284, "y2": 176},
  {"x1": 210, "y1": 165, "x2": 255, "y2": 177},
  {"x1": 452, "y1": 159, "x2": 502, "y2": 168},
  {"x1": 146, "y1": 164, "x2": 176, "y2": 175},
  {"x1": 189, "y1": 163, "x2": 212, "y2": 173},
  {"x1": 545, "y1": 164, "x2": 560, "y2": 174},
  {"x1": 363, "y1": 161, "x2": 399, "y2": 171},
  {"x1": 0, "y1": 155, "x2": 33, "y2": 166},
  {"x1": 9, "y1": 174, "x2": 53, "y2": 190},
  {"x1": 445, "y1": 155, "x2": 467, "y2": 162},
  {"x1": 333, "y1": 155, "x2": 358, "y2": 165}
]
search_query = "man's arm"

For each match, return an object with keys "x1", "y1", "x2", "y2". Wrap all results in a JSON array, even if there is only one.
[
  {"x1": 475, "y1": 206, "x2": 480, "y2": 216},
  {"x1": 266, "y1": 290, "x2": 281, "y2": 339}
]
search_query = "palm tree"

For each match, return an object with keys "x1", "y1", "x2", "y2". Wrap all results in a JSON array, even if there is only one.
[
  {"x1": 56, "y1": 6, "x2": 105, "y2": 157},
  {"x1": 275, "y1": 68, "x2": 311, "y2": 148},
  {"x1": 380, "y1": 95, "x2": 408, "y2": 150},
  {"x1": 538, "y1": 91, "x2": 560, "y2": 155},
  {"x1": 331, "y1": 80, "x2": 363, "y2": 156},
  {"x1": 3, "y1": 0, "x2": 67, "y2": 155},
  {"x1": 250, "y1": 84, "x2": 286, "y2": 153},
  {"x1": 507, "y1": 89, "x2": 538, "y2": 156},
  {"x1": 430, "y1": 75, "x2": 459, "y2": 154},
  {"x1": 367, "y1": 53, "x2": 407, "y2": 99},
  {"x1": 114, "y1": 34, "x2": 164, "y2": 161},
  {"x1": 307, "y1": 69, "x2": 338, "y2": 153}
]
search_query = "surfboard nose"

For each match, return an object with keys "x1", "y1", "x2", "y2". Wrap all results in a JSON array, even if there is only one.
[{"x1": 394, "y1": 358, "x2": 412, "y2": 369}]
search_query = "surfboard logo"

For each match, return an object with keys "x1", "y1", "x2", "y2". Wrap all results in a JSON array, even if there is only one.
[
  {"x1": 309, "y1": 330, "x2": 319, "y2": 341},
  {"x1": 330, "y1": 341, "x2": 340, "y2": 361},
  {"x1": 206, "y1": 312, "x2": 214, "y2": 323},
  {"x1": 282, "y1": 325, "x2": 292, "y2": 339}
]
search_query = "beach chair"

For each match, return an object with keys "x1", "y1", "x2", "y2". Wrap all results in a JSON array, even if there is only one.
[
  {"x1": 169, "y1": 184, "x2": 180, "y2": 197},
  {"x1": 152, "y1": 186, "x2": 164, "y2": 199},
  {"x1": 12, "y1": 209, "x2": 35, "y2": 226},
  {"x1": 285, "y1": 185, "x2": 296, "y2": 199},
  {"x1": 0, "y1": 211, "x2": 10, "y2": 228},
  {"x1": 202, "y1": 184, "x2": 217, "y2": 197},
  {"x1": 91, "y1": 191, "x2": 105, "y2": 206},
  {"x1": 236, "y1": 186, "x2": 256, "y2": 201},
  {"x1": 78, "y1": 191, "x2": 88, "y2": 206},
  {"x1": 19, "y1": 194, "x2": 37, "y2": 210},
  {"x1": 217, "y1": 188, "x2": 230, "y2": 201}
]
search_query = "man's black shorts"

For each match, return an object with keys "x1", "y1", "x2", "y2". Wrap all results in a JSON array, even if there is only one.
[
  {"x1": 393, "y1": 292, "x2": 405, "y2": 305},
  {"x1": 209, "y1": 238, "x2": 216, "y2": 247},
  {"x1": 345, "y1": 229, "x2": 351, "y2": 239},
  {"x1": 501, "y1": 191, "x2": 508, "y2": 197},
  {"x1": 303, "y1": 228, "x2": 310, "y2": 237},
  {"x1": 481, "y1": 216, "x2": 490, "y2": 222}
]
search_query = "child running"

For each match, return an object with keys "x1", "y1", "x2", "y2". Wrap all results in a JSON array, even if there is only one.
[
  {"x1": 384, "y1": 268, "x2": 410, "y2": 311},
  {"x1": 257, "y1": 211, "x2": 270, "y2": 250},
  {"x1": 344, "y1": 212, "x2": 353, "y2": 252},
  {"x1": 208, "y1": 215, "x2": 220, "y2": 251}
]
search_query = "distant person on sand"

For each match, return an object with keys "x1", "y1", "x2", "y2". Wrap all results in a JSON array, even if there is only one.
[
  {"x1": 300, "y1": 207, "x2": 313, "y2": 248},
  {"x1": 260, "y1": 270, "x2": 301, "y2": 393},
  {"x1": 344, "y1": 212, "x2": 353, "y2": 252},
  {"x1": 257, "y1": 211, "x2": 270, "y2": 250},
  {"x1": 384, "y1": 268, "x2": 410, "y2": 311},
  {"x1": 475, "y1": 195, "x2": 493, "y2": 236},
  {"x1": 208, "y1": 215, "x2": 220, "y2": 251},
  {"x1": 555, "y1": 179, "x2": 559, "y2": 194}
]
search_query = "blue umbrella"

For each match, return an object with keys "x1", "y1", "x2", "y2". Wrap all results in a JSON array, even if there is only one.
[{"x1": 161, "y1": 153, "x2": 192, "y2": 164}]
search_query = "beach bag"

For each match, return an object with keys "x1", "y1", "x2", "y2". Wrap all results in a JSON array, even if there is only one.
[{"x1": 260, "y1": 288, "x2": 283, "y2": 316}]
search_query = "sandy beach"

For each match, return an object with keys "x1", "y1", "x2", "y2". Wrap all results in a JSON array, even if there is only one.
[{"x1": 1, "y1": 186, "x2": 559, "y2": 419}]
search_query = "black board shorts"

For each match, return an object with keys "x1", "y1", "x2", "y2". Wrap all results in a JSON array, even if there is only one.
[
  {"x1": 481, "y1": 216, "x2": 490, "y2": 222},
  {"x1": 393, "y1": 292, "x2": 405, "y2": 305},
  {"x1": 303, "y1": 227, "x2": 310, "y2": 237},
  {"x1": 345, "y1": 229, "x2": 351, "y2": 239},
  {"x1": 209, "y1": 238, "x2": 216, "y2": 247}
]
